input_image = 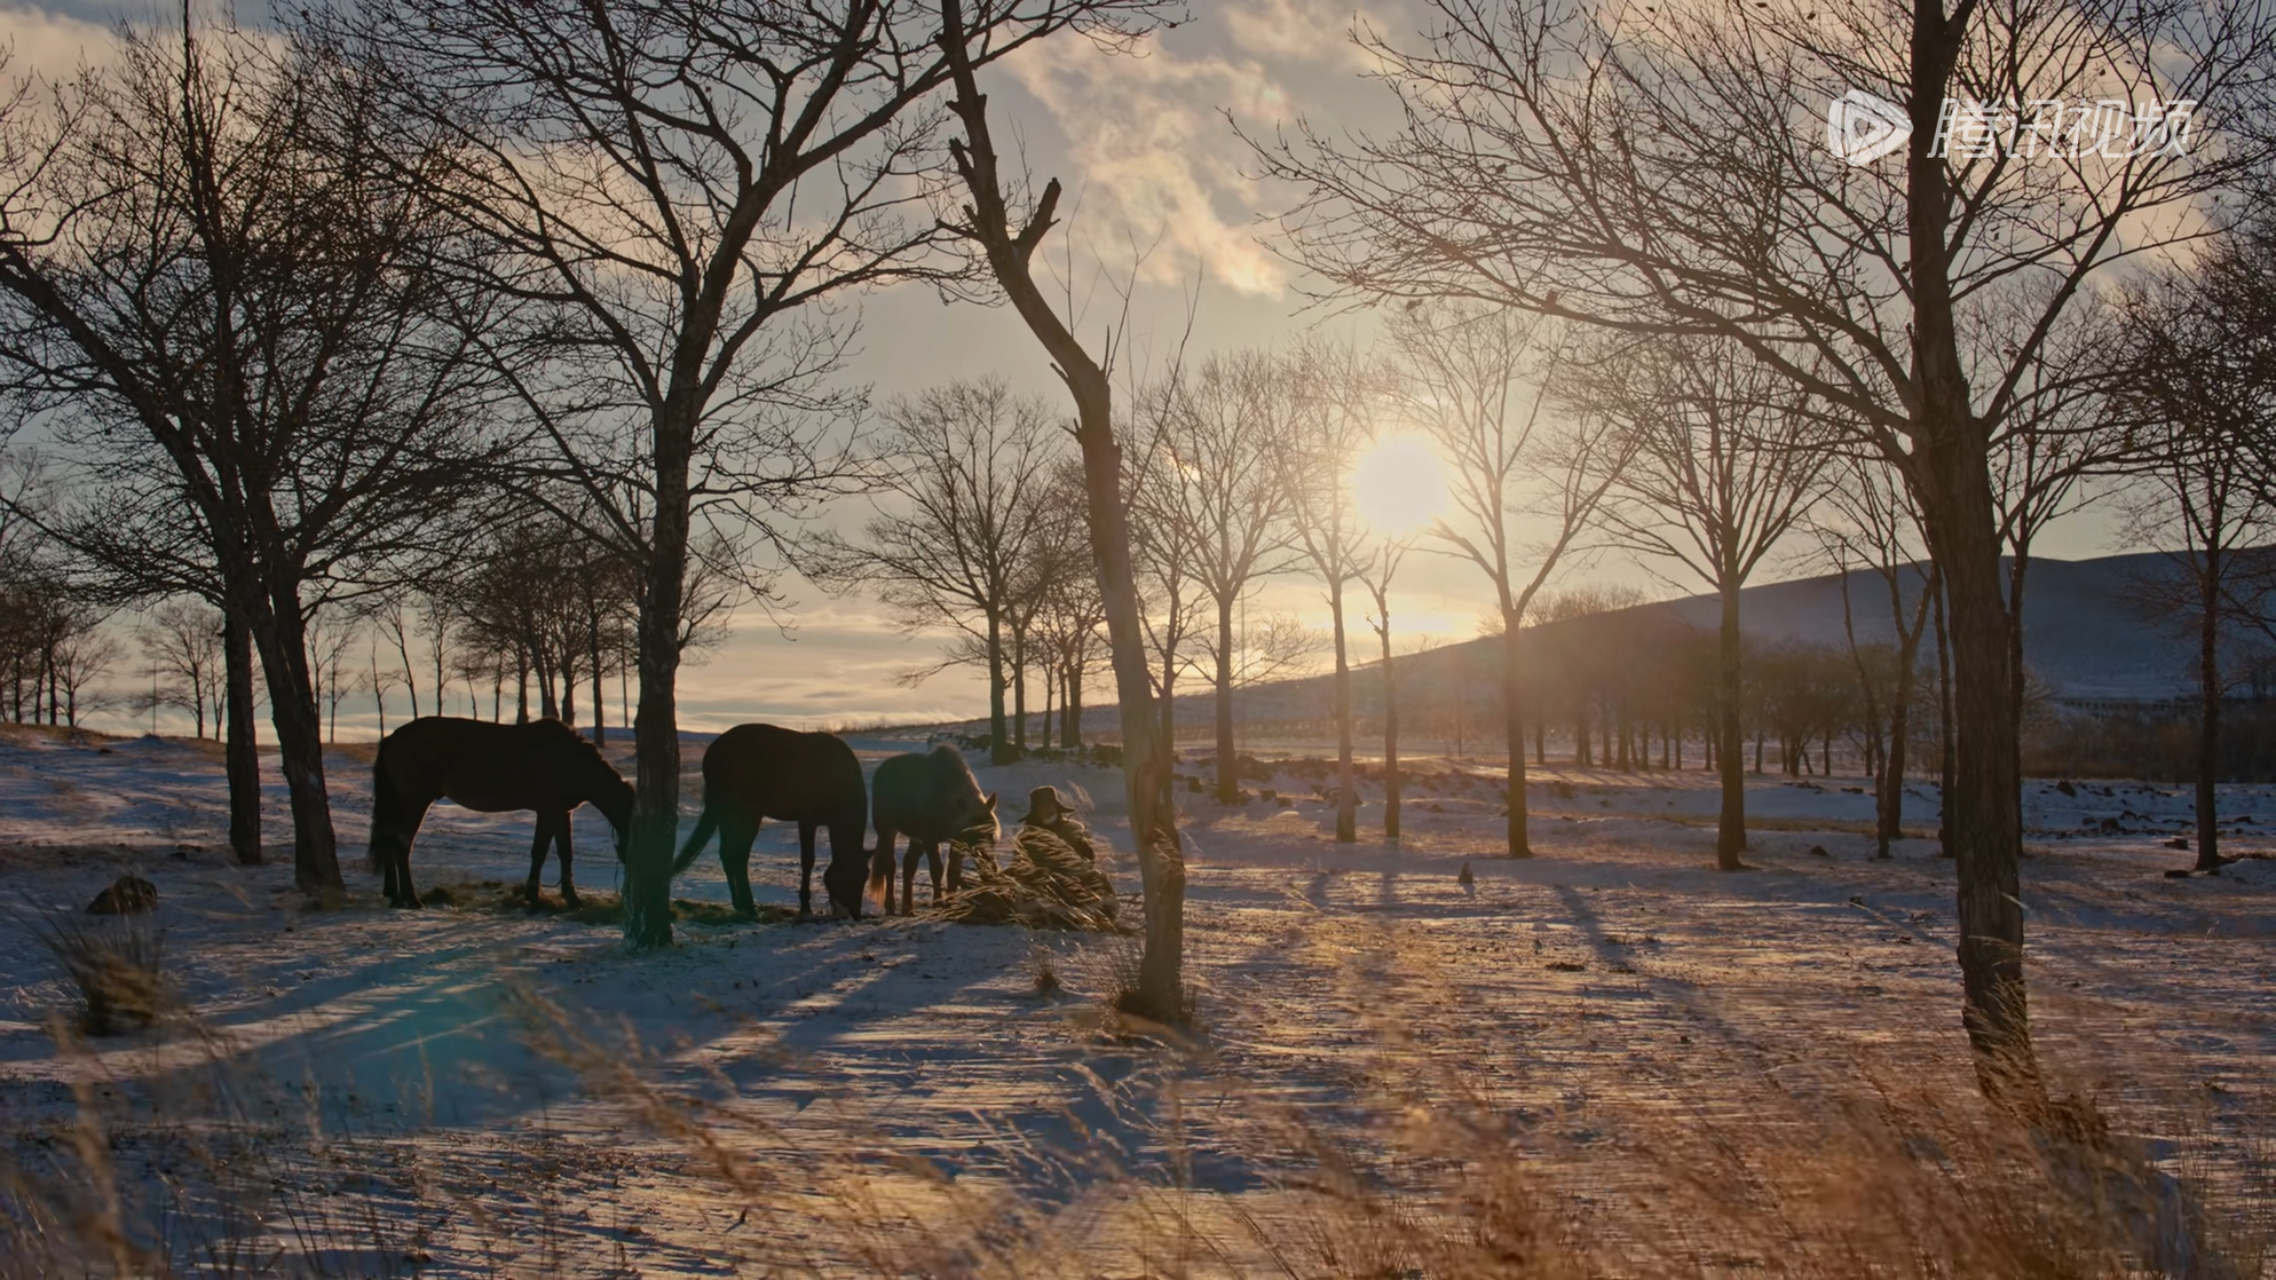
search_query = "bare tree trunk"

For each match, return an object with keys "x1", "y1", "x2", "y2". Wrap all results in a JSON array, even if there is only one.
[
  {"x1": 987, "y1": 611, "x2": 1011, "y2": 764},
  {"x1": 1879, "y1": 564, "x2": 1936, "y2": 858},
  {"x1": 250, "y1": 582, "x2": 341, "y2": 899},
  {"x1": 1934, "y1": 570, "x2": 1955, "y2": 854},
  {"x1": 1011, "y1": 624, "x2": 1028, "y2": 757},
  {"x1": 1502, "y1": 612, "x2": 1530, "y2": 857},
  {"x1": 1331, "y1": 580, "x2": 1355, "y2": 843},
  {"x1": 1380, "y1": 613, "x2": 1400, "y2": 840},
  {"x1": 536, "y1": 648, "x2": 558, "y2": 719},
  {"x1": 560, "y1": 642, "x2": 579, "y2": 728},
  {"x1": 1908, "y1": 88, "x2": 2037, "y2": 1083},
  {"x1": 391, "y1": 625, "x2": 419, "y2": 719},
  {"x1": 1717, "y1": 582, "x2": 1746, "y2": 868},
  {"x1": 1066, "y1": 663, "x2": 1083, "y2": 750},
  {"x1": 2007, "y1": 550, "x2": 2031, "y2": 758},
  {"x1": 2197, "y1": 559, "x2": 2223, "y2": 872},
  {"x1": 1040, "y1": 663, "x2": 1054, "y2": 752},
  {"x1": 1931, "y1": 496, "x2": 2034, "y2": 1093},
  {"x1": 623, "y1": 400, "x2": 693, "y2": 951},
  {"x1": 591, "y1": 611, "x2": 606, "y2": 746},
  {"x1": 939, "y1": 16, "x2": 1180, "y2": 1018},
  {"x1": 1214, "y1": 597, "x2": 1239, "y2": 803},
  {"x1": 223, "y1": 602, "x2": 262, "y2": 866}
]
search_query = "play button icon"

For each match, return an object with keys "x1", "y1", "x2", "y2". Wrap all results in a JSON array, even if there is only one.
[{"x1": 1826, "y1": 89, "x2": 1912, "y2": 165}]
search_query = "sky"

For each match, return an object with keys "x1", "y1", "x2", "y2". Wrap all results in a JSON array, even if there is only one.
[{"x1": 6, "y1": 0, "x2": 2132, "y2": 738}]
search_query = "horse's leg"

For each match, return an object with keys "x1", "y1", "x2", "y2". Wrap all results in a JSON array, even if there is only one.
[
  {"x1": 947, "y1": 844, "x2": 965, "y2": 894},
  {"x1": 924, "y1": 841, "x2": 945, "y2": 906},
  {"x1": 557, "y1": 812, "x2": 579, "y2": 909},
  {"x1": 392, "y1": 800, "x2": 435, "y2": 908},
  {"x1": 901, "y1": 841, "x2": 924, "y2": 917},
  {"x1": 796, "y1": 820, "x2": 818, "y2": 919},
  {"x1": 525, "y1": 813, "x2": 556, "y2": 910},
  {"x1": 721, "y1": 819, "x2": 761, "y2": 918}
]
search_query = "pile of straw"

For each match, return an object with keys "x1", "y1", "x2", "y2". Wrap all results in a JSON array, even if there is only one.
[{"x1": 929, "y1": 826, "x2": 1124, "y2": 932}]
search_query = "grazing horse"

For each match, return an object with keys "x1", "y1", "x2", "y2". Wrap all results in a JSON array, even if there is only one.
[
  {"x1": 670, "y1": 724, "x2": 870, "y2": 919},
  {"x1": 870, "y1": 745, "x2": 998, "y2": 915},
  {"x1": 368, "y1": 717, "x2": 633, "y2": 910}
]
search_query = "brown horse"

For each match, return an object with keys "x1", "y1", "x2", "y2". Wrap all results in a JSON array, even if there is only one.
[
  {"x1": 670, "y1": 724, "x2": 870, "y2": 919},
  {"x1": 369, "y1": 717, "x2": 633, "y2": 910},
  {"x1": 869, "y1": 744, "x2": 998, "y2": 915}
]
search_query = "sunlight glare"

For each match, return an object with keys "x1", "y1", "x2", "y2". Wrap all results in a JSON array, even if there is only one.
[{"x1": 1351, "y1": 434, "x2": 1449, "y2": 536}]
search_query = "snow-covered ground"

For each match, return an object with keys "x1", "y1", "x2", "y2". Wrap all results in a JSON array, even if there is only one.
[{"x1": 1, "y1": 722, "x2": 2271, "y2": 1272}]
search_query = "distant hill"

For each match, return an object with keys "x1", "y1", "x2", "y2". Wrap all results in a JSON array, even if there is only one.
[{"x1": 1061, "y1": 549, "x2": 2215, "y2": 738}]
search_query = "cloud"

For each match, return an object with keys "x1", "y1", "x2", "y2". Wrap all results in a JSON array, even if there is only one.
[
  {"x1": 2, "y1": 6, "x2": 119, "y2": 78},
  {"x1": 1000, "y1": 30, "x2": 1301, "y2": 296},
  {"x1": 1220, "y1": 0, "x2": 1380, "y2": 71}
]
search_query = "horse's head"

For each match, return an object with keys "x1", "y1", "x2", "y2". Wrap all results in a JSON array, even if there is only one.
[
  {"x1": 823, "y1": 853, "x2": 869, "y2": 920},
  {"x1": 955, "y1": 791, "x2": 1001, "y2": 848},
  {"x1": 599, "y1": 775, "x2": 636, "y2": 862}
]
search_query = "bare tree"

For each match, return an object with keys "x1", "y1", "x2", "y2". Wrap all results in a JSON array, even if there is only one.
[
  {"x1": 2114, "y1": 227, "x2": 2276, "y2": 874},
  {"x1": 374, "y1": 595, "x2": 423, "y2": 721},
  {"x1": 936, "y1": 0, "x2": 1187, "y2": 1021},
  {"x1": 50, "y1": 618, "x2": 118, "y2": 728},
  {"x1": 1030, "y1": 464, "x2": 1109, "y2": 750},
  {"x1": 1389, "y1": 303, "x2": 1628, "y2": 857},
  {"x1": 368, "y1": 638, "x2": 396, "y2": 737},
  {"x1": 1137, "y1": 351, "x2": 1300, "y2": 802},
  {"x1": 812, "y1": 380, "x2": 1063, "y2": 764},
  {"x1": 1251, "y1": 0, "x2": 2276, "y2": 1093},
  {"x1": 1817, "y1": 457, "x2": 1939, "y2": 859},
  {"x1": 138, "y1": 601, "x2": 225, "y2": 738},
  {"x1": 1280, "y1": 342, "x2": 1377, "y2": 843},
  {"x1": 1577, "y1": 336, "x2": 1831, "y2": 870},
  {"x1": 0, "y1": 22, "x2": 511, "y2": 895},
  {"x1": 1357, "y1": 534, "x2": 1415, "y2": 838},
  {"x1": 1124, "y1": 439, "x2": 1206, "y2": 758},
  {"x1": 307, "y1": 607, "x2": 362, "y2": 745},
  {"x1": 1989, "y1": 297, "x2": 2136, "y2": 741}
]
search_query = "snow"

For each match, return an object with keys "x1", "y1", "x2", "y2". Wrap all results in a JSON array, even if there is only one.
[{"x1": 1, "y1": 721, "x2": 2270, "y2": 1271}]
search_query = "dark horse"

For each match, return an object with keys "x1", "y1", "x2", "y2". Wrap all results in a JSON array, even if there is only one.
[
  {"x1": 670, "y1": 724, "x2": 870, "y2": 919},
  {"x1": 369, "y1": 717, "x2": 633, "y2": 910},
  {"x1": 870, "y1": 745, "x2": 998, "y2": 915}
]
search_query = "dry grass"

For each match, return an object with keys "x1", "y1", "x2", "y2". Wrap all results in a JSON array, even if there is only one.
[
  {"x1": 1030, "y1": 944, "x2": 1065, "y2": 995},
  {"x1": 20, "y1": 907, "x2": 174, "y2": 1035},
  {"x1": 2, "y1": 927, "x2": 2268, "y2": 1278}
]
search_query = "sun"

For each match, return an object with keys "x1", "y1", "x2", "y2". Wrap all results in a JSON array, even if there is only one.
[{"x1": 1350, "y1": 434, "x2": 1449, "y2": 537}]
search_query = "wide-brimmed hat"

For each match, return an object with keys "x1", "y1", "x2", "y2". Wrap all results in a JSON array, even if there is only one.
[{"x1": 1019, "y1": 785, "x2": 1071, "y2": 826}]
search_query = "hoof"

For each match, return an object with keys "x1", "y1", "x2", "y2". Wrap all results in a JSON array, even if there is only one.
[{"x1": 561, "y1": 895, "x2": 581, "y2": 911}]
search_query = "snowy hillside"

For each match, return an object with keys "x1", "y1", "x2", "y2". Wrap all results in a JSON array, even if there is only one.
[{"x1": 1057, "y1": 549, "x2": 2227, "y2": 738}]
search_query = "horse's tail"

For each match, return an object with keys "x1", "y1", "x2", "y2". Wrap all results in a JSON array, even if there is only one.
[
  {"x1": 368, "y1": 745, "x2": 407, "y2": 873},
  {"x1": 669, "y1": 809, "x2": 717, "y2": 877}
]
